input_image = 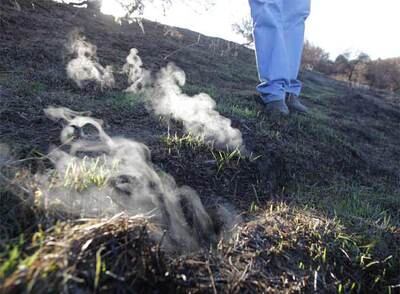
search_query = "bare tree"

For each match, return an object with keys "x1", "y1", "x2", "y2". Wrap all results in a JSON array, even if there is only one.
[
  {"x1": 366, "y1": 58, "x2": 400, "y2": 92},
  {"x1": 232, "y1": 17, "x2": 253, "y2": 45},
  {"x1": 347, "y1": 52, "x2": 370, "y2": 83},
  {"x1": 66, "y1": 0, "x2": 214, "y2": 18},
  {"x1": 329, "y1": 52, "x2": 372, "y2": 85},
  {"x1": 301, "y1": 41, "x2": 331, "y2": 72}
]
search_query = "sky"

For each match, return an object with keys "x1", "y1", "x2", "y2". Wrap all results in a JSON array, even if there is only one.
[{"x1": 101, "y1": 0, "x2": 400, "y2": 60}]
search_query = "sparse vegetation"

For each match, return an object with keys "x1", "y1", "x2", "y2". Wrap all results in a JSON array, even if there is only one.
[
  {"x1": 162, "y1": 132, "x2": 209, "y2": 153},
  {"x1": 58, "y1": 156, "x2": 119, "y2": 191},
  {"x1": 162, "y1": 132, "x2": 261, "y2": 176},
  {"x1": 1, "y1": 203, "x2": 398, "y2": 293},
  {"x1": 104, "y1": 92, "x2": 144, "y2": 108},
  {"x1": 211, "y1": 147, "x2": 243, "y2": 174}
]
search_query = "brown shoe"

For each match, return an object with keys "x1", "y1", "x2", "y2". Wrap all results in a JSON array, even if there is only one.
[
  {"x1": 265, "y1": 100, "x2": 290, "y2": 115},
  {"x1": 286, "y1": 94, "x2": 309, "y2": 113}
]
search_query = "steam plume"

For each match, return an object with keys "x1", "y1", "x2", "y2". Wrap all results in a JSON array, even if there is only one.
[
  {"x1": 151, "y1": 63, "x2": 244, "y2": 150},
  {"x1": 40, "y1": 107, "x2": 216, "y2": 250},
  {"x1": 66, "y1": 32, "x2": 115, "y2": 89},
  {"x1": 64, "y1": 32, "x2": 243, "y2": 149},
  {"x1": 123, "y1": 48, "x2": 151, "y2": 93},
  {"x1": 122, "y1": 50, "x2": 244, "y2": 150}
]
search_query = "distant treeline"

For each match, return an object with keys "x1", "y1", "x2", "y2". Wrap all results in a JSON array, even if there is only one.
[{"x1": 302, "y1": 41, "x2": 400, "y2": 93}]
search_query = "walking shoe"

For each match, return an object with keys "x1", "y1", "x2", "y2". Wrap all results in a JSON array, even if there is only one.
[
  {"x1": 264, "y1": 100, "x2": 290, "y2": 115},
  {"x1": 286, "y1": 94, "x2": 309, "y2": 113}
]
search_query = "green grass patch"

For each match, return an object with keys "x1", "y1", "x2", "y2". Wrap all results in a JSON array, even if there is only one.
[
  {"x1": 182, "y1": 84, "x2": 220, "y2": 99},
  {"x1": 58, "y1": 156, "x2": 119, "y2": 192},
  {"x1": 217, "y1": 102, "x2": 259, "y2": 119},
  {"x1": 101, "y1": 92, "x2": 144, "y2": 109},
  {"x1": 230, "y1": 104, "x2": 259, "y2": 119},
  {"x1": 0, "y1": 236, "x2": 25, "y2": 280},
  {"x1": 291, "y1": 181, "x2": 400, "y2": 231},
  {"x1": 301, "y1": 82, "x2": 339, "y2": 104},
  {"x1": 161, "y1": 132, "x2": 209, "y2": 154}
]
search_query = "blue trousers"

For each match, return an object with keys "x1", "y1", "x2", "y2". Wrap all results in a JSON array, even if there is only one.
[{"x1": 249, "y1": 0, "x2": 311, "y2": 103}]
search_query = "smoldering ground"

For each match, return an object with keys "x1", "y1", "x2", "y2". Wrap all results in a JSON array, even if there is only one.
[
  {"x1": 37, "y1": 107, "x2": 241, "y2": 251},
  {"x1": 124, "y1": 49, "x2": 244, "y2": 151},
  {"x1": 67, "y1": 32, "x2": 244, "y2": 151},
  {"x1": 37, "y1": 32, "x2": 245, "y2": 251},
  {"x1": 66, "y1": 31, "x2": 115, "y2": 90},
  {"x1": 150, "y1": 63, "x2": 244, "y2": 150}
]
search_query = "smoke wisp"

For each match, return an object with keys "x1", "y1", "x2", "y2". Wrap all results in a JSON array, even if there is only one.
[
  {"x1": 151, "y1": 63, "x2": 244, "y2": 150},
  {"x1": 121, "y1": 48, "x2": 244, "y2": 150},
  {"x1": 66, "y1": 31, "x2": 115, "y2": 89},
  {"x1": 65, "y1": 32, "x2": 244, "y2": 150},
  {"x1": 39, "y1": 107, "x2": 226, "y2": 250},
  {"x1": 123, "y1": 48, "x2": 152, "y2": 93}
]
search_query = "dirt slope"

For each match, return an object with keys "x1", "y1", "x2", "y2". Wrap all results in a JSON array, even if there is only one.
[{"x1": 0, "y1": 1, "x2": 399, "y2": 293}]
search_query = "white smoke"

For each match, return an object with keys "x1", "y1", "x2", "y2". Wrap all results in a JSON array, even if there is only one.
[
  {"x1": 66, "y1": 32, "x2": 115, "y2": 89},
  {"x1": 151, "y1": 63, "x2": 244, "y2": 150},
  {"x1": 122, "y1": 48, "x2": 151, "y2": 93},
  {"x1": 40, "y1": 107, "x2": 217, "y2": 250},
  {"x1": 122, "y1": 50, "x2": 244, "y2": 150},
  {"x1": 64, "y1": 32, "x2": 244, "y2": 150}
]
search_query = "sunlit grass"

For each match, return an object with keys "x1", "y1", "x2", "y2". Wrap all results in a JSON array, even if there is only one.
[
  {"x1": 49, "y1": 156, "x2": 120, "y2": 193},
  {"x1": 291, "y1": 181, "x2": 400, "y2": 228},
  {"x1": 161, "y1": 131, "x2": 261, "y2": 174},
  {"x1": 161, "y1": 132, "x2": 208, "y2": 153}
]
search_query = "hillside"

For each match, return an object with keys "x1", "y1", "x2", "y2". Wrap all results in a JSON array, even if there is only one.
[{"x1": 0, "y1": 1, "x2": 399, "y2": 293}]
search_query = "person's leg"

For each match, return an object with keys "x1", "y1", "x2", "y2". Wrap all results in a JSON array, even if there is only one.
[
  {"x1": 249, "y1": 0, "x2": 289, "y2": 104},
  {"x1": 282, "y1": 0, "x2": 311, "y2": 96}
]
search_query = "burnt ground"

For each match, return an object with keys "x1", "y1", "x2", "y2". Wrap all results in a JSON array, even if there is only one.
[{"x1": 0, "y1": 1, "x2": 400, "y2": 293}]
